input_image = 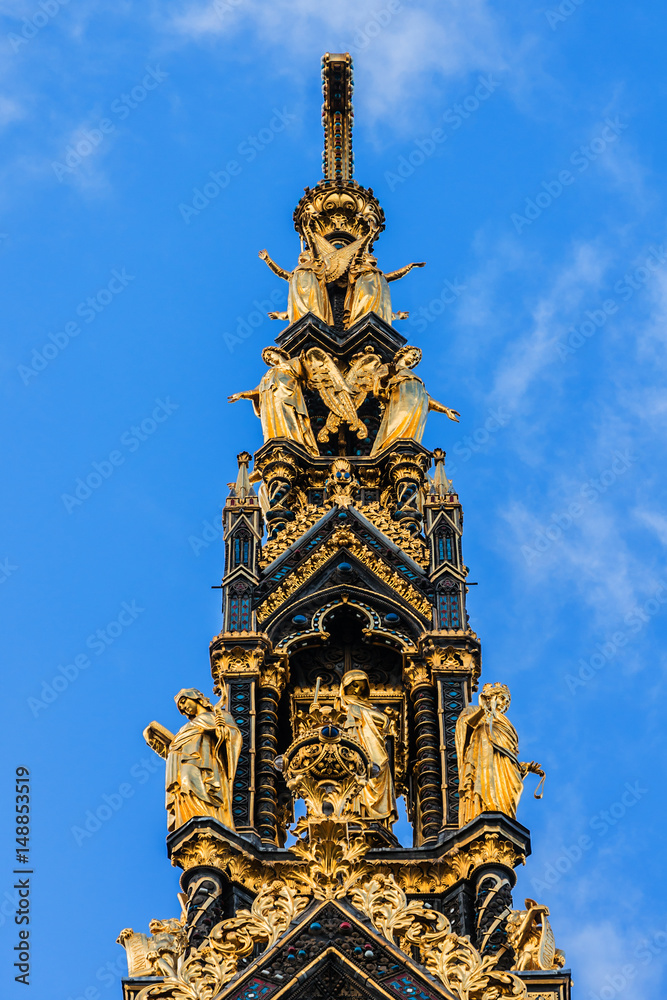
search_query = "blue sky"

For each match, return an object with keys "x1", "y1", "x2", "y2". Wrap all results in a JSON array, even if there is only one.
[{"x1": 2, "y1": 1, "x2": 667, "y2": 998}]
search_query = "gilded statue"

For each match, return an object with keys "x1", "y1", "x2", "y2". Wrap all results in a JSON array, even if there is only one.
[
  {"x1": 301, "y1": 346, "x2": 367, "y2": 442},
  {"x1": 506, "y1": 898, "x2": 566, "y2": 971},
  {"x1": 370, "y1": 346, "x2": 460, "y2": 456},
  {"x1": 228, "y1": 347, "x2": 318, "y2": 455},
  {"x1": 455, "y1": 682, "x2": 544, "y2": 827},
  {"x1": 337, "y1": 669, "x2": 397, "y2": 824},
  {"x1": 117, "y1": 913, "x2": 187, "y2": 978},
  {"x1": 144, "y1": 687, "x2": 243, "y2": 832},
  {"x1": 345, "y1": 253, "x2": 425, "y2": 328},
  {"x1": 258, "y1": 247, "x2": 333, "y2": 326}
]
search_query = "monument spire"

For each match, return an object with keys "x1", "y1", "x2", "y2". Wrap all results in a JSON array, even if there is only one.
[
  {"x1": 115, "y1": 54, "x2": 573, "y2": 1000},
  {"x1": 321, "y1": 52, "x2": 354, "y2": 181}
]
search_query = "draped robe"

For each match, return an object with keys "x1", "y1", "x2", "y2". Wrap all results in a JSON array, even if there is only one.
[
  {"x1": 370, "y1": 367, "x2": 430, "y2": 456},
  {"x1": 455, "y1": 705, "x2": 524, "y2": 825},
  {"x1": 339, "y1": 672, "x2": 397, "y2": 822},
  {"x1": 165, "y1": 708, "x2": 242, "y2": 832},
  {"x1": 252, "y1": 359, "x2": 318, "y2": 454},
  {"x1": 345, "y1": 265, "x2": 392, "y2": 327},
  {"x1": 288, "y1": 260, "x2": 333, "y2": 325}
]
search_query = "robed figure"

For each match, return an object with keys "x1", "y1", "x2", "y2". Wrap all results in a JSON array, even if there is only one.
[
  {"x1": 258, "y1": 248, "x2": 333, "y2": 326},
  {"x1": 338, "y1": 670, "x2": 397, "y2": 824},
  {"x1": 345, "y1": 255, "x2": 425, "y2": 328},
  {"x1": 371, "y1": 346, "x2": 460, "y2": 456},
  {"x1": 455, "y1": 682, "x2": 543, "y2": 827},
  {"x1": 144, "y1": 687, "x2": 243, "y2": 832},
  {"x1": 228, "y1": 347, "x2": 318, "y2": 455}
]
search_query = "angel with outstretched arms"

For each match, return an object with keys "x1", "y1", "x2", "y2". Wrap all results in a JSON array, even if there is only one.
[
  {"x1": 258, "y1": 244, "x2": 333, "y2": 326},
  {"x1": 345, "y1": 249, "x2": 425, "y2": 328},
  {"x1": 228, "y1": 347, "x2": 318, "y2": 455},
  {"x1": 370, "y1": 345, "x2": 460, "y2": 456},
  {"x1": 144, "y1": 686, "x2": 242, "y2": 832}
]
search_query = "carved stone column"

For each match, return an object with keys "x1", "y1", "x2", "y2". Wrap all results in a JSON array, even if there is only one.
[
  {"x1": 254, "y1": 658, "x2": 288, "y2": 846},
  {"x1": 473, "y1": 863, "x2": 516, "y2": 970},
  {"x1": 404, "y1": 658, "x2": 443, "y2": 845},
  {"x1": 387, "y1": 450, "x2": 429, "y2": 537},
  {"x1": 180, "y1": 865, "x2": 227, "y2": 954},
  {"x1": 256, "y1": 447, "x2": 299, "y2": 540}
]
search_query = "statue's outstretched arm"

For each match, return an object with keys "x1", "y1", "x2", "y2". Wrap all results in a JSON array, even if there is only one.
[
  {"x1": 428, "y1": 397, "x2": 460, "y2": 422},
  {"x1": 228, "y1": 388, "x2": 260, "y2": 404},
  {"x1": 258, "y1": 249, "x2": 290, "y2": 281},
  {"x1": 385, "y1": 261, "x2": 426, "y2": 282}
]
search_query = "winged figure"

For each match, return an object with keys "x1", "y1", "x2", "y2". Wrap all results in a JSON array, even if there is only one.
[
  {"x1": 301, "y1": 346, "x2": 368, "y2": 442},
  {"x1": 307, "y1": 228, "x2": 369, "y2": 282},
  {"x1": 344, "y1": 345, "x2": 383, "y2": 409},
  {"x1": 144, "y1": 687, "x2": 242, "y2": 832}
]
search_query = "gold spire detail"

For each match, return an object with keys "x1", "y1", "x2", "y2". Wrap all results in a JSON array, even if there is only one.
[{"x1": 321, "y1": 53, "x2": 354, "y2": 181}]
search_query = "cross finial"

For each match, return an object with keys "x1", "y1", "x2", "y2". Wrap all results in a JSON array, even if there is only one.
[{"x1": 321, "y1": 52, "x2": 354, "y2": 181}]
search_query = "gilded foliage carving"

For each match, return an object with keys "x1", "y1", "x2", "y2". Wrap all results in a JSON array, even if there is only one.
[{"x1": 349, "y1": 874, "x2": 527, "y2": 1000}]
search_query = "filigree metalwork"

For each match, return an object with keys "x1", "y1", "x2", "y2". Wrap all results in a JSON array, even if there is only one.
[
  {"x1": 349, "y1": 875, "x2": 527, "y2": 1000},
  {"x1": 288, "y1": 819, "x2": 369, "y2": 898}
]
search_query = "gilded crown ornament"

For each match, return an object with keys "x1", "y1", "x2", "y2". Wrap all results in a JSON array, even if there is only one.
[{"x1": 115, "y1": 52, "x2": 571, "y2": 1000}]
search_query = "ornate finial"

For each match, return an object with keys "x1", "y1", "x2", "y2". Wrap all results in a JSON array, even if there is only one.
[
  {"x1": 432, "y1": 447, "x2": 453, "y2": 496},
  {"x1": 234, "y1": 451, "x2": 253, "y2": 500},
  {"x1": 321, "y1": 53, "x2": 354, "y2": 181}
]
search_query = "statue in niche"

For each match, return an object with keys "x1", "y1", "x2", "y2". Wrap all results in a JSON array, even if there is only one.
[
  {"x1": 228, "y1": 347, "x2": 319, "y2": 455},
  {"x1": 345, "y1": 252, "x2": 425, "y2": 328},
  {"x1": 506, "y1": 899, "x2": 566, "y2": 971},
  {"x1": 258, "y1": 247, "x2": 333, "y2": 326},
  {"x1": 337, "y1": 669, "x2": 397, "y2": 824},
  {"x1": 144, "y1": 686, "x2": 243, "y2": 832},
  {"x1": 455, "y1": 682, "x2": 544, "y2": 827},
  {"x1": 370, "y1": 345, "x2": 460, "y2": 456}
]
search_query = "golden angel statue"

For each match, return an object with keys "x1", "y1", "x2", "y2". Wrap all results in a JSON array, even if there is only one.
[
  {"x1": 345, "y1": 345, "x2": 383, "y2": 410},
  {"x1": 228, "y1": 347, "x2": 318, "y2": 455},
  {"x1": 144, "y1": 686, "x2": 243, "y2": 832},
  {"x1": 455, "y1": 682, "x2": 544, "y2": 827},
  {"x1": 337, "y1": 669, "x2": 397, "y2": 825},
  {"x1": 258, "y1": 246, "x2": 333, "y2": 326},
  {"x1": 506, "y1": 899, "x2": 566, "y2": 971},
  {"x1": 345, "y1": 253, "x2": 425, "y2": 328},
  {"x1": 301, "y1": 346, "x2": 367, "y2": 442},
  {"x1": 370, "y1": 346, "x2": 459, "y2": 456}
]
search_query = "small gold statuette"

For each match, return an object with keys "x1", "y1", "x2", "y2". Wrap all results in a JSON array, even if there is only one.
[
  {"x1": 144, "y1": 686, "x2": 242, "y2": 832},
  {"x1": 506, "y1": 898, "x2": 566, "y2": 971},
  {"x1": 337, "y1": 669, "x2": 398, "y2": 824},
  {"x1": 455, "y1": 682, "x2": 545, "y2": 826},
  {"x1": 258, "y1": 246, "x2": 333, "y2": 325},
  {"x1": 371, "y1": 346, "x2": 460, "y2": 456},
  {"x1": 228, "y1": 347, "x2": 319, "y2": 455},
  {"x1": 345, "y1": 252, "x2": 425, "y2": 327}
]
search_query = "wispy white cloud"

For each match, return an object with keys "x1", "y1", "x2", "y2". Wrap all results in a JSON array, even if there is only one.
[{"x1": 161, "y1": 0, "x2": 511, "y2": 127}]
